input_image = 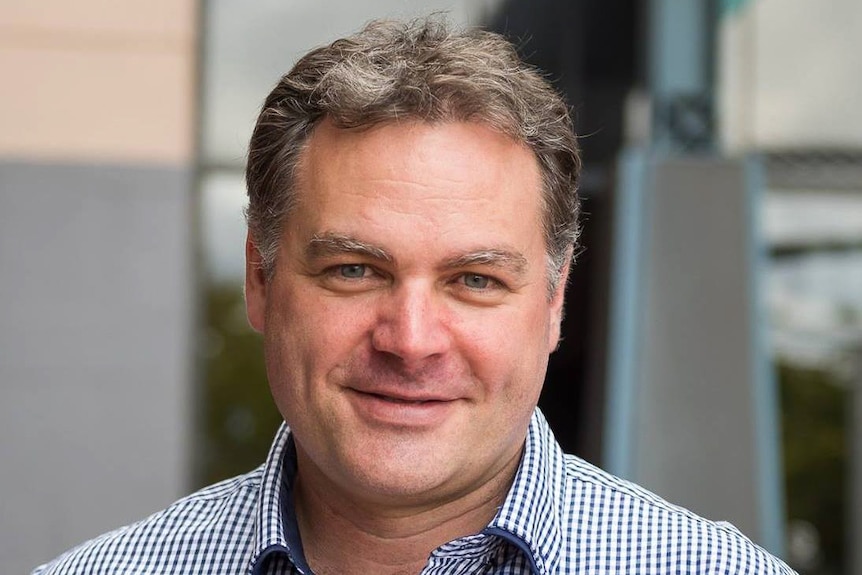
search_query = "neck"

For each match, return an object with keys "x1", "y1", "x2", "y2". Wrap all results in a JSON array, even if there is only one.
[{"x1": 292, "y1": 448, "x2": 520, "y2": 575}]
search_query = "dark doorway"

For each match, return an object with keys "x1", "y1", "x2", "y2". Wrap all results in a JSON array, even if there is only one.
[{"x1": 486, "y1": 0, "x2": 641, "y2": 462}]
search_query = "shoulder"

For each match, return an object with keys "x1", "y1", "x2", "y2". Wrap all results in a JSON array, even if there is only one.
[
  {"x1": 558, "y1": 454, "x2": 797, "y2": 574},
  {"x1": 31, "y1": 467, "x2": 264, "y2": 575}
]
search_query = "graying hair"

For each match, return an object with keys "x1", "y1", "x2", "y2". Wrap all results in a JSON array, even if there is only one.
[{"x1": 245, "y1": 17, "x2": 581, "y2": 293}]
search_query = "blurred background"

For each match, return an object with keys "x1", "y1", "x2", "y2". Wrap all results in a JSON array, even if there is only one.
[{"x1": 1, "y1": 0, "x2": 860, "y2": 573}]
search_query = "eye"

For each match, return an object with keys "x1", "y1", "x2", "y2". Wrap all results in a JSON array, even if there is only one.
[
  {"x1": 338, "y1": 264, "x2": 368, "y2": 279},
  {"x1": 316, "y1": 262, "x2": 385, "y2": 293},
  {"x1": 461, "y1": 273, "x2": 491, "y2": 289}
]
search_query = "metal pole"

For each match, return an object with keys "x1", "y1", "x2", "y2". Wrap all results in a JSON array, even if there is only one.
[
  {"x1": 649, "y1": 0, "x2": 718, "y2": 153},
  {"x1": 851, "y1": 344, "x2": 862, "y2": 575}
]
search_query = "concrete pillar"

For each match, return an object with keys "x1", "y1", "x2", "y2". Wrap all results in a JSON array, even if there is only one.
[
  {"x1": 0, "y1": 2, "x2": 197, "y2": 572},
  {"x1": 605, "y1": 152, "x2": 786, "y2": 556}
]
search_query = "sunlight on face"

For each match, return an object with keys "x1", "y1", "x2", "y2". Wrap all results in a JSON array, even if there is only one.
[{"x1": 245, "y1": 120, "x2": 568, "y2": 510}]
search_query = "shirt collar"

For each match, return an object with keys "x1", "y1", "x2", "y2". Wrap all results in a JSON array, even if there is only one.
[
  {"x1": 249, "y1": 410, "x2": 564, "y2": 575},
  {"x1": 250, "y1": 422, "x2": 294, "y2": 572},
  {"x1": 485, "y1": 409, "x2": 565, "y2": 575}
]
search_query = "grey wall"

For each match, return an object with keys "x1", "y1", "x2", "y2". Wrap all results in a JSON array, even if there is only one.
[
  {"x1": 606, "y1": 154, "x2": 785, "y2": 555},
  {"x1": 0, "y1": 161, "x2": 194, "y2": 573},
  {"x1": 634, "y1": 158, "x2": 762, "y2": 536}
]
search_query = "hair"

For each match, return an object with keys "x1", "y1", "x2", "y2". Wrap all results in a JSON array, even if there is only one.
[{"x1": 245, "y1": 16, "x2": 581, "y2": 293}]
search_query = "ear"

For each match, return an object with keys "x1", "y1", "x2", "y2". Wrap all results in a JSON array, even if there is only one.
[
  {"x1": 547, "y1": 252, "x2": 572, "y2": 353},
  {"x1": 245, "y1": 232, "x2": 267, "y2": 333}
]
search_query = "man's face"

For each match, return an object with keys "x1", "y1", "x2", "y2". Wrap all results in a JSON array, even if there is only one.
[{"x1": 246, "y1": 120, "x2": 567, "y2": 509}]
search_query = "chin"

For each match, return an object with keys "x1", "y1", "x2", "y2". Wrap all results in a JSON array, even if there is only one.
[{"x1": 335, "y1": 443, "x2": 462, "y2": 502}]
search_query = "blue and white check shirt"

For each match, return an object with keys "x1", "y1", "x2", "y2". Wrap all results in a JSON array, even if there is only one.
[{"x1": 33, "y1": 410, "x2": 797, "y2": 574}]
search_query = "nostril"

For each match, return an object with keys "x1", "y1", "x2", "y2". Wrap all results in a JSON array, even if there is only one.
[
  {"x1": 370, "y1": 320, "x2": 449, "y2": 364},
  {"x1": 368, "y1": 283, "x2": 453, "y2": 364}
]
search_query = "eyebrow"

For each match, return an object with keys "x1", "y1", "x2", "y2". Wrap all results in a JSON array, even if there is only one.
[
  {"x1": 443, "y1": 249, "x2": 529, "y2": 277},
  {"x1": 306, "y1": 232, "x2": 394, "y2": 262}
]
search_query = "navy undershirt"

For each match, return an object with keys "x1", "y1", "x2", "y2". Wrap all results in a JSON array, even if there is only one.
[{"x1": 281, "y1": 437, "x2": 316, "y2": 575}]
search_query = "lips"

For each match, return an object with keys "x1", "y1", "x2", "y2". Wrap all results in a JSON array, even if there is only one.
[
  {"x1": 366, "y1": 393, "x2": 438, "y2": 405},
  {"x1": 360, "y1": 390, "x2": 453, "y2": 403},
  {"x1": 345, "y1": 387, "x2": 458, "y2": 426}
]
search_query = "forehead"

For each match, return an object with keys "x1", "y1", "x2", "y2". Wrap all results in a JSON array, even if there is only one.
[
  {"x1": 287, "y1": 119, "x2": 545, "y2": 261},
  {"x1": 297, "y1": 118, "x2": 541, "y2": 202}
]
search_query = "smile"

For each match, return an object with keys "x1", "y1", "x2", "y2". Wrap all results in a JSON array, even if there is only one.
[
  {"x1": 347, "y1": 388, "x2": 457, "y2": 427},
  {"x1": 368, "y1": 393, "x2": 441, "y2": 405}
]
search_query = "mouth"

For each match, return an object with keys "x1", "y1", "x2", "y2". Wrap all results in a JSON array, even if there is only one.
[
  {"x1": 364, "y1": 392, "x2": 445, "y2": 405},
  {"x1": 346, "y1": 388, "x2": 457, "y2": 426}
]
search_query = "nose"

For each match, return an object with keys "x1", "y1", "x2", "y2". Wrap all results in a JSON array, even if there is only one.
[{"x1": 371, "y1": 281, "x2": 451, "y2": 364}]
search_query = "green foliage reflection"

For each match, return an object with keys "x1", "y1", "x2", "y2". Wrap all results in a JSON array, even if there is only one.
[
  {"x1": 198, "y1": 282, "x2": 282, "y2": 486},
  {"x1": 780, "y1": 360, "x2": 848, "y2": 575}
]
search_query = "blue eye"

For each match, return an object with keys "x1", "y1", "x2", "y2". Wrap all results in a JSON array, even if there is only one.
[
  {"x1": 339, "y1": 264, "x2": 367, "y2": 278},
  {"x1": 462, "y1": 274, "x2": 490, "y2": 289}
]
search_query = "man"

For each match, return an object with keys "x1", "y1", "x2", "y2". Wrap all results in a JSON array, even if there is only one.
[{"x1": 34, "y1": 17, "x2": 796, "y2": 575}]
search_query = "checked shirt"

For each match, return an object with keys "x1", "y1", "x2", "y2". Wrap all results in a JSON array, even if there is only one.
[{"x1": 33, "y1": 410, "x2": 797, "y2": 574}]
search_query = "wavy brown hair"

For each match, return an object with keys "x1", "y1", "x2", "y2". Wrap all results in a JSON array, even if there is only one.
[{"x1": 245, "y1": 17, "x2": 581, "y2": 292}]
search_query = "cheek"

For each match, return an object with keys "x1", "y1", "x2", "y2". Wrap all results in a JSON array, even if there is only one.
[
  {"x1": 262, "y1": 316, "x2": 306, "y2": 413},
  {"x1": 264, "y1": 293, "x2": 374, "y2": 390},
  {"x1": 262, "y1": 291, "x2": 318, "y2": 407},
  {"x1": 452, "y1": 303, "x2": 552, "y2": 396}
]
